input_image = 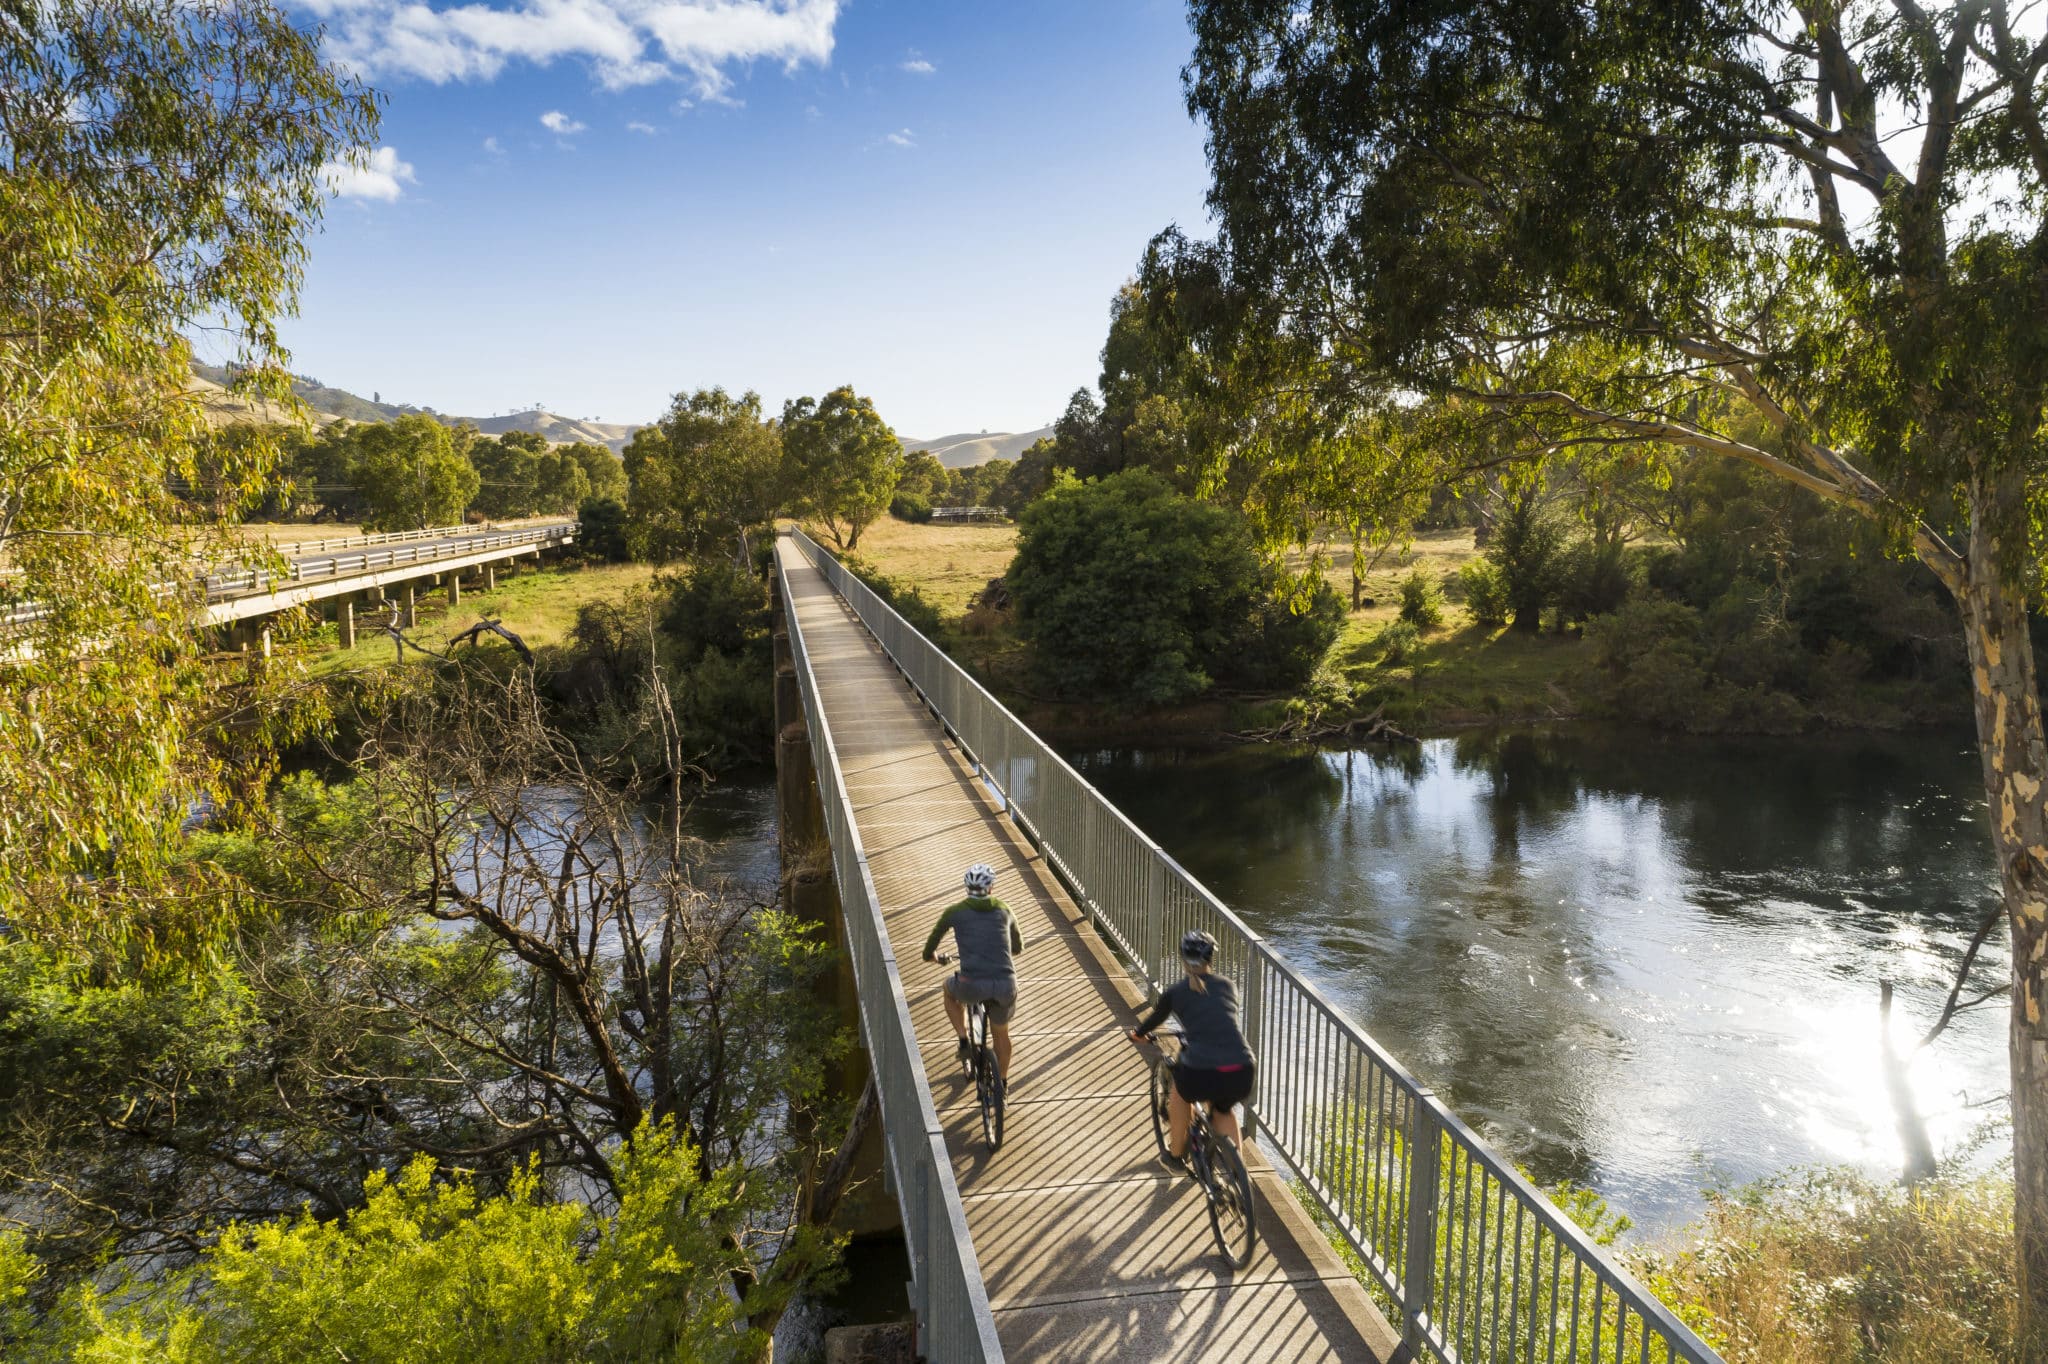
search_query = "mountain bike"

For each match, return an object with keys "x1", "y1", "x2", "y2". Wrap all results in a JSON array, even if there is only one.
[
  {"x1": 934, "y1": 956, "x2": 1004, "y2": 1151},
  {"x1": 1132, "y1": 1026, "x2": 1258, "y2": 1268}
]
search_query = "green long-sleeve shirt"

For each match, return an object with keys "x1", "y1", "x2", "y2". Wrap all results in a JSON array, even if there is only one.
[{"x1": 921, "y1": 896, "x2": 1023, "y2": 978}]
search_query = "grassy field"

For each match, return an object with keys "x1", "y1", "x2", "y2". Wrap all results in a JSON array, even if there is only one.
[
  {"x1": 837, "y1": 516, "x2": 1019, "y2": 615},
  {"x1": 851, "y1": 516, "x2": 1581, "y2": 729},
  {"x1": 297, "y1": 560, "x2": 656, "y2": 676}
]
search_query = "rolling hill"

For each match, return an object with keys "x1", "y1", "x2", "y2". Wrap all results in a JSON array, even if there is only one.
[
  {"x1": 903, "y1": 427, "x2": 1051, "y2": 468},
  {"x1": 189, "y1": 363, "x2": 641, "y2": 452}
]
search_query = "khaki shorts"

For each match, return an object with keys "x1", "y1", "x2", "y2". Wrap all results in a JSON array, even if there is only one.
[{"x1": 945, "y1": 973, "x2": 1017, "y2": 1027}]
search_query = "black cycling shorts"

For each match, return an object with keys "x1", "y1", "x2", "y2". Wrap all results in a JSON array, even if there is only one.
[{"x1": 1172, "y1": 1061, "x2": 1255, "y2": 1109}]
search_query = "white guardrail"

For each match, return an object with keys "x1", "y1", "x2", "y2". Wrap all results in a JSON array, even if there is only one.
[
  {"x1": 773, "y1": 537, "x2": 1005, "y2": 1363},
  {"x1": 2, "y1": 522, "x2": 576, "y2": 630},
  {"x1": 789, "y1": 527, "x2": 1723, "y2": 1364}
]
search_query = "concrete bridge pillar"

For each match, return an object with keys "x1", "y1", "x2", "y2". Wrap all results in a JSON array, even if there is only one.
[
  {"x1": 399, "y1": 584, "x2": 416, "y2": 629},
  {"x1": 482, "y1": 564, "x2": 496, "y2": 592},
  {"x1": 337, "y1": 599, "x2": 355, "y2": 650},
  {"x1": 446, "y1": 573, "x2": 462, "y2": 607}
]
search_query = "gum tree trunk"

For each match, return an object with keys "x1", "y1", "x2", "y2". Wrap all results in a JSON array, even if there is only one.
[{"x1": 1953, "y1": 475, "x2": 2048, "y2": 1356}]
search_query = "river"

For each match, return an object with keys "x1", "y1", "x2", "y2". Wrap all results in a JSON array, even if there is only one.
[{"x1": 1068, "y1": 726, "x2": 2010, "y2": 1231}]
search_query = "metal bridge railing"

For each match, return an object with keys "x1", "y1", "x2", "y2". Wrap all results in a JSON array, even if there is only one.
[
  {"x1": 2, "y1": 523, "x2": 577, "y2": 632},
  {"x1": 790, "y1": 527, "x2": 1723, "y2": 1364},
  {"x1": 773, "y1": 539, "x2": 1005, "y2": 1364}
]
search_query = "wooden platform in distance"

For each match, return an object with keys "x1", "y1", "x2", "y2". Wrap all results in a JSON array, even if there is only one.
[{"x1": 779, "y1": 539, "x2": 1401, "y2": 1363}]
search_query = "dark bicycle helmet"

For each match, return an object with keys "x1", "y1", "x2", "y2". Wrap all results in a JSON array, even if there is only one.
[{"x1": 1180, "y1": 929, "x2": 1217, "y2": 965}]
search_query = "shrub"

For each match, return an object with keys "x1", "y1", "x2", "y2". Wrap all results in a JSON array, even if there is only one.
[
  {"x1": 577, "y1": 496, "x2": 631, "y2": 562},
  {"x1": 1008, "y1": 469, "x2": 1303, "y2": 705},
  {"x1": 1397, "y1": 569, "x2": 1444, "y2": 629},
  {"x1": 1555, "y1": 537, "x2": 1631, "y2": 624},
  {"x1": 1377, "y1": 619, "x2": 1424, "y2": 665},
  {"x1": 1486, "y1": 492, "x2": 1564, "y2": 631},
  {"x1": 1459, "y1": 559, "x2": 1511, "y2": 629},
  {"x1": 1637, "y1": 1165, "x2": 2016, "y2": 1364},
  {"x1": 1229, "y1": 575, "x2": 1347, "y2": 690},
  {"x1": 889, "y1": 491, "x2": 933, "y2": 523}
]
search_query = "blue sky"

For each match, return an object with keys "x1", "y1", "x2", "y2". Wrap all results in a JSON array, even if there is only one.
[{"x1": 266, "y1": 0, "x2": 1212, "y2": 438}]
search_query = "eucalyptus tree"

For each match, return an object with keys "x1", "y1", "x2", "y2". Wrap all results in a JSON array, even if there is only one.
[
  {"x1": 624, "y1": 388, "x2": 782, "y2": 568},
  {"x1": 353, "y1": 414, "x2": 481, "y2": 531},
  {"x1": 1177, "y1": 0, "x2": 2048, "y2": 1332},
  {"x1": 780, "y1": 386, "x2": 902, "y2": 551},
  {"x1": 0, "y1": 0, "x2": 375, "y2": 953}
]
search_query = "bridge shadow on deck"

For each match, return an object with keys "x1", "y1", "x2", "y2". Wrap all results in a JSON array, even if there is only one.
[{"x1": 780, "y1": 541, "x2": 1401, "y2": 1364}]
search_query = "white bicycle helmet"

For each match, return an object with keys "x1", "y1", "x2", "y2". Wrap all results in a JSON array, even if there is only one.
[{"x1": 963, "y1": 863, "x2": 996, "y2": 897}]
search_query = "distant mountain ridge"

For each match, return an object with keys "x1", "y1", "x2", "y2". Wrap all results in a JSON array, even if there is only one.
[
  {"x1": 190, "y1": 363, "x2": 641, "y2": 453},
  {"x1": 903, "y1": 427, "x2": 1051, "y2": 468},
  {"x1": 193, "y1": 363, "x2": 1048, "y2": 463}
]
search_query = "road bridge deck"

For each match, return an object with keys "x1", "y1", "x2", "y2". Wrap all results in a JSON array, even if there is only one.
[{"x1": 779, "y1": 540, "x2": 1398, "y2": 1362}]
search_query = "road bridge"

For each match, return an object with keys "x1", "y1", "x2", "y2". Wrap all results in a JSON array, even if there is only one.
[
  {"x1": 3, "y1": 520, "x2": 577, "y2": 653},
  {"x1": 773, "y1": 528, "x2": 1722, "y2": 1364}
]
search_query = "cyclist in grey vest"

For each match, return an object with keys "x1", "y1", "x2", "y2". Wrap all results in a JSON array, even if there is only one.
[
  {"x1": 922, "y1": 862, "x2": 1024, "y2": 1082},
  {"x1": 1130, "y1": 929, "x2": 1255, "y2": 1158}
]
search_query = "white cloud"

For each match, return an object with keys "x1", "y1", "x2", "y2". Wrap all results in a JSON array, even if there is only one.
[
  {"x1": 482, "y1": 134, "x2": 504, "y2": 154},
  {"x1": 312, "y1": 0, "x2": 840, "y2": 100},
  {"x1": 884, "y1": 127, "x2": 914, "y2": 147},
  {"x1": 540, "y1": 109, "x2": 587, "y2": 135},
  {"x1": 626, "y1": 119, "x2": 657, "y2": 133},
  {"x1": 900, "y1": 51, "x2": 933, "y2": 74},
  {"x1": 321, "y1": 144, "x2": 417, "y2": 200}
]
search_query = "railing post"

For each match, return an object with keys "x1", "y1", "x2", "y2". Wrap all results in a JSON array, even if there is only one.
[
  {"x1": 1402, "y1": 1097, "x2": 1442, "y2": 1351},
  {"x1": 1242, "y1": 948, "x2": 1264, "y2": 1144}
]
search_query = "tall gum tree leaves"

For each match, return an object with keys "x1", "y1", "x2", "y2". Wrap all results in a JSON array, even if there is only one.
[{"x1": 0, "y1": 0, "x2": 376, "y2": 957}]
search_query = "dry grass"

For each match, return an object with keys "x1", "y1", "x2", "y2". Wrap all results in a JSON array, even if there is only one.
[
  {"x1": 840, "y1": 517, "x2": 1018, "y2": 616},
  {"x1": 1638, "y1": 1166, "x2": 2017, "y2": 1364},
  {"x1": 299, "y1": 560, "x2": 656, "y2": 676},
  {"x1": 236, "y1": 515, "x2": 566, "y2": 549}
]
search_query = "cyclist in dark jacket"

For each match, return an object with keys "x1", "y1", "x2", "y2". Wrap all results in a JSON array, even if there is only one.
[
  {"x1": 922, "y1": 862, "x2": 1024, "y2": 1082},
  {"x1": 1130, "y1": 929, "x2": 1255, "y2": 1157}
]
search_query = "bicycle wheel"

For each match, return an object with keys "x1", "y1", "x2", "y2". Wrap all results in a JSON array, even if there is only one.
[
  {"x1": 1202, "y1": 1135, "x2": 1259, "y2": 1269},
  {"x1": 1147, "y1": 1055, "x2": 1174, "y2": 1161},
  {"x1": 973, "y1": 1008, "x2": 1004, "y2": 1151}
]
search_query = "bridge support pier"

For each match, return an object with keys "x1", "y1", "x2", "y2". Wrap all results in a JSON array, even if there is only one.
[
  {"x1": 446, "y1": 573, "x2": 461, "y2": 607},
  {"x1": 337, "y1": 599, "x2": 355, "y2": 650},
  {"x1": 482, "y1": 564, "x2": 496, "y2": 592},
  {"x1": 399, "y1": 584, "x2": 416, "y2": 629}
]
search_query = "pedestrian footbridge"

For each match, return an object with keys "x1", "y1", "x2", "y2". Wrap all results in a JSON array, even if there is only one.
[{"x1": 773, "y1": 529, "x2": 1721, "y2": 1364}]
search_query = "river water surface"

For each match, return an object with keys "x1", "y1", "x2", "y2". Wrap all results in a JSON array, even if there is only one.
[{"x1": 1068, "y1": 727, "x2": 2011, "y2": 1230}]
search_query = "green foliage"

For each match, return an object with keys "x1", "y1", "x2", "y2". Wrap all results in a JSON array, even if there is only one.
[
  {"x1": 469, "y1": 433, "x2": 592, "y2": 519},
  {"x1": 551, "y1": 570, "x2": 774, "y2": 772},
  {"x1": 9, "y1": 1122, "x2": 831, "y2": 1363},
  {"x1": 353, "y1": 414, "x2": 480, "y2": 532},
  {"x1": 890, "y1": 491, "x2": 933, "y2": 523},
  {"x1": 781, "y1": 386, "x2": 903, "y2": 552},
  {"x1": 1459, "y1": 560, "x2": 1511, "y2": 630},
  {"x1": 1008, "y1": 469, "x2": 1331, "y2": 704},
  {"x1": 577, "y1": 496, "x2": 631, "y2": 562},
  {"x1": 0, "y1": 0, "x2": 374, "y2": 951},
  {"x1": 1397, "y1": 570, "x2": 1444, "y2": 629},
  {"x1": 1485, "y1": 492, "x2": 1565, "y2": 634},
  {"x1": 895, "y1": 449, "x2": 947, "y2": 501},
  {"x1": 1375, "y1": 619, "x2": 1423, "y2": 666},
  {"x1": 623, "y1": 388, "x2": 782, "y2": 568},
  {"x1": 1634, "y1": 1164, "x2": 2017, "y2": 1364}
]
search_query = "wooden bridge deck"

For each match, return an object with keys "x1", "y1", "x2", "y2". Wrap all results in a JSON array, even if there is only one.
[{"x1": 780, "y1": 541, "x2": 1399, "y2": 1363}]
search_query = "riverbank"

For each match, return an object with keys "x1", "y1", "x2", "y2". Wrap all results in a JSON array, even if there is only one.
[{"x1": 848, "y1": 518, "x2": 1969, "y2": 743}]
